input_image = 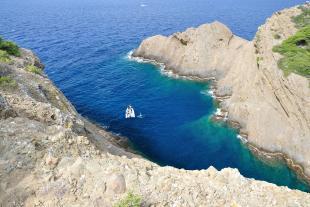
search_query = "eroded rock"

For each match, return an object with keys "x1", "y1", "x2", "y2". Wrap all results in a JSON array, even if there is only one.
[
  {"x1": 1, "y1": 5, "x2": 310, "y2": 207},
  {"x1": 107, "y1": 174, "x2": 126, "y2": 194},
  {"x1": 133, "y1": 4, "x2": 310, "y2": 179}
]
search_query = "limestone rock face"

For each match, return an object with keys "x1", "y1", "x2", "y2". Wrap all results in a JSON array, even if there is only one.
[
  {"x1": 133, "y1": 21, "x2": 248, "y2": 79},
  {"x1": 133, "y1": 5, "x2": 310, "y2": 178},
  {"x1": 1, "y1": 5, "x2": 310, "y2": 207},
  {"x1": 0, "y1": 48, "x2": 136, "y2": 206}
]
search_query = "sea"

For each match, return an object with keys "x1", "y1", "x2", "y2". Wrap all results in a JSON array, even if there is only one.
[{"x1": 0, "y1": 0, "x2": 309, "y2": 192}]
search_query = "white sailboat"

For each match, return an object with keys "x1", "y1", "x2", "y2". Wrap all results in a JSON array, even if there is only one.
[{"x1": 125, "y1": 105, "x2": 135, "y2": 118}]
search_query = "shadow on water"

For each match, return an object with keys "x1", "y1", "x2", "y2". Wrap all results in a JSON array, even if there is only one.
[{"x1": 82, "y1": 107, "x2": 166, "y2": 161}]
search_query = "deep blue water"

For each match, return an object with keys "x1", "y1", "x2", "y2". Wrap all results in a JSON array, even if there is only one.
[{"x1": 1, "y1": 0, "x2": 309, "y2": 192}]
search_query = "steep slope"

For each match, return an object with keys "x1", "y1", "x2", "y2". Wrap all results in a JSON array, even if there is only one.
[
  {"x1": 133, "y1": 4, "x2": 310, "y2": 180},
  {"x1": 1, "y1": 6, "x2": 310, "y2": 206},
  {"x1": 0, "y1": 43, "x2": 309, "y2": 207}
]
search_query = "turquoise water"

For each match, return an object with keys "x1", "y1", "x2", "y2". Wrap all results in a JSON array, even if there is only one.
[{"x1": 0, "y1": 0, "x2": 309, "y2": 192}]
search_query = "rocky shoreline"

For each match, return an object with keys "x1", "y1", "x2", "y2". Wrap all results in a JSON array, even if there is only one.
[
  {"x1": 0, "y1": 46, "x2": 309, "y2": 207},
  {"x1": 1, "y1": 4, "x2": 310, "y2": 206},
  {"x1": 209, "y1": 81, "x2": 310, "y2": 185},
  {"x1": 129, "y1": 51, "x2": 310, "y2": 187},
  {"x1": 132, "y1": 4, "x2": 310, "y2": 184}
]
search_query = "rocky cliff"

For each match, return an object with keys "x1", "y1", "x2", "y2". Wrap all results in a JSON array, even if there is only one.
[
  {"x1": 1, "y1": 6, "x2": 310, "y2": 207},
  {"x1": 133, "y1": 5, "x2": 310, "y2": 181}
]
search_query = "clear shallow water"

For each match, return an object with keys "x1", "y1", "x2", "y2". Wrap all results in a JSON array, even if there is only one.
[{"x1": 1, "y1": 0, "x2": 309, "y2": 192}]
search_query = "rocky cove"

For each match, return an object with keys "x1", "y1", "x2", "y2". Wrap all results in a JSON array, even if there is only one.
[
  {"x1": 133, "y1": 3, "x2": 310, "y2": 188},
  {"x1": 0, "y1": 49, "x2": 309, "y2": 207},
  {"x1": 1, "y1": 3, "x2": 310, "y2": 207}
]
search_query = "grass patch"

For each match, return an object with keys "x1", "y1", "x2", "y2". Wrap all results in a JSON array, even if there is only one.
[
  {"x1": 114, "y1": 192, "x2": 142, "y2": 207},
  {"x1": 292, "y1": 6, "x2": 310, "y2": 29},
  {"x1": 0, "y1": 50, "x2": 11, "y2": 63},
  {"x1": 0, "y1": 76, "x2": 17, "y2": 89},
  {"x1": 26, "y1": 65, "x2": 42, "y2": 75},
  {"x1": 0, "y1": 36, "x2": 21, "y2": 57},
  {"x1": 272, "y1": 26, "x2": 310, "y2": 77}
]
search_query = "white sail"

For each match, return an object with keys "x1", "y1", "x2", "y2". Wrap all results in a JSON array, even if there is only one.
[
  {"x1": 130, "y1": 108, "x2": 135, "y2": 118},
  {"x1": 125, "y1": 106, "x2": 135, "y2": 118},
  {"x1": 125, "y1": 108, "x2": 130, "y2": 118}
]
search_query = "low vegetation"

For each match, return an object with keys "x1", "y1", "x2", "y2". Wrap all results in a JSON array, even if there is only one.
[
  {"x1": 0, "y1": 36, "x2": 21, "y2": 57},
  {"x1": 273, "y1": 26, "x2": 310, "y2": 77},
  {"x1": 292, "y1": 6, "x2": 310, "y2": 28},
  {"x1": 0, "y1": 50, "x2": 11, "y2": 63},
  {"x1": 114, "y1": 192, "x2": 142, "y2": 207},
  {"x1": 0, "y1": 76, "x2": 17, "y2": 89},
  {"x1": 26, "y1": 65, "x2": 42, "y2": 75},
  {"x1": 273, "y1": 6, "x2": 310, "y2": 78}
]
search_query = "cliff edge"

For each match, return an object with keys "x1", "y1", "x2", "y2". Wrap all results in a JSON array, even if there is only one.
[
  {"x1": 1, "y1": 6, "x2": 310, "y2": 207},
  {"x1": 133, "y1": 5, "x2": 310, "y2": 179}
]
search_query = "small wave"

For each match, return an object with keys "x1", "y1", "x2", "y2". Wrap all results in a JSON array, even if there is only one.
[
  {"x1": 215, "y1": 108, "x2": 222, "y2": 116},
  {"x1": 140, "y1": 4, "x2": 147, "y2": 7},
  {"x1": 200, "y1": 89, "x2": 215, "y2": 98},
  {"x1": 159, "y1": 66, "x2": 181, "y2": 79},
  {"x1": 126, "y1": 50, "x2": 150, "y2": 63},
  {"x1": 208, "y1": 90, "x2": 215, "y2": 97},
  {"x1": 237, "y1": 135, "x2": 248, "y2": 143},
  {"x1": 126, "y1": 50, "x2": 199, "y2": 80},
  {"x1": 126, "y1": 50, "x2": 162, "y2": 66},
  {"x1": 211, "y1": 108, "x2": 228, "y2": 121}
]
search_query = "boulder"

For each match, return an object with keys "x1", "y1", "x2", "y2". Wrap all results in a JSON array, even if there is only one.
[{"x1": 107, "y1": 174, "x2": 126, "y2": 194}]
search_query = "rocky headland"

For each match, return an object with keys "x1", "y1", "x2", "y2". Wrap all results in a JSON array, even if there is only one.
[
  {"x1": 1, "y1": 4, "x2": 310, "y2": 207},
  {"x1": 133, "y1": 4, "x2": 310, "y2": 182}
]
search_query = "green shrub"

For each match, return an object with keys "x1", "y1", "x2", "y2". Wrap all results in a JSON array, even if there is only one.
[
  {"x1": 0, "y1": 40, "x2": 20, "y2": 57},
  {"x1": 26, "y1": 65, "x2": 42, "y2": 75},
  {"x1": 272, "y1": 26, "x2": 310, "y2": 77},
  {"x1": 0, "y1": 76, "x2": 17, "y2": 88},
  {"x1": 292, "y1": 6, "x2": 310, "y2": 28},
  {"x1": 0, "y1": 50, "x2": 11, "y2": 63},
  {"x1": 114, "y1": 192, "x2": 142, "y2": 207},
  {"x1": 273, "y1": 34, "x2": 281, "y2": 39}
]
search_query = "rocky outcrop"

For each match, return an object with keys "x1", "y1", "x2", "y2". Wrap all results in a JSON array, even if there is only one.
[
  {"x1": 133, "y1": 21, "x2": 249, "y2": 80},
  {"x1": 1, "y1": 81, "x2": 310, "y2": 206},
  {"x1": 1, "y1": 7, "x2": 310, "y2": 206},
  {"x1": 133, "y1": 5, "x2": 310, "y2": 180},
  {"x1": 0, "y1": 48, "x2": 136, "y2": 206}
]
